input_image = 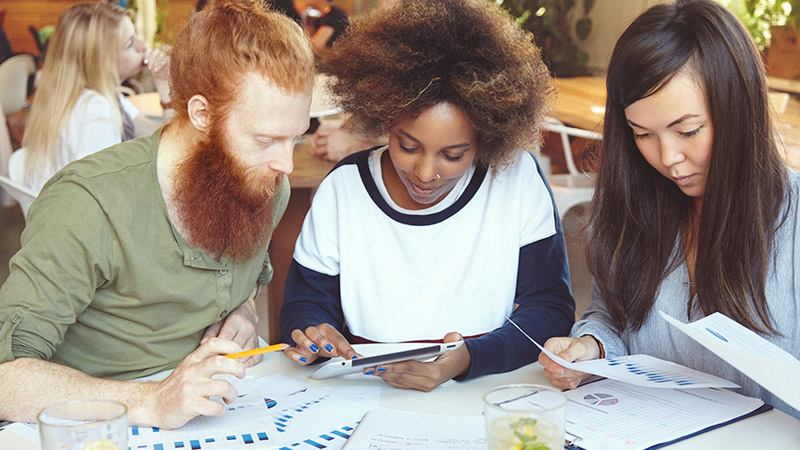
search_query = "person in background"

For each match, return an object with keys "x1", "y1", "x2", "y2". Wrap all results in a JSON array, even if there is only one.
[
  {"x1": 307, "y1": 116, "x2": 383, "y2": 162},
  {"x1": 280, "y1": 0, "x2": 575, "y2": 392},
  {"x1": 539, "y1": 0, "x2": 800, "y2": 419},
  {"x1": 300, "y1": 0, "x2": 349, "y2": 52},
  {"x1": 305, "y1": 0, "x2": 398, "y2": 162},
  {"x1": 10, "y1": 2, "x2": 163, "y2": 193},
  {"x1": 268, "y1": 0, "x2": 303, "y2": 23},
  {"x1": 0, "y1": 0, "x2": 315, "y2": 428}
]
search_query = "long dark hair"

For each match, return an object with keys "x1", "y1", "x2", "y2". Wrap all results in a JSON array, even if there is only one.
[{"x1": 587, "y1": 0, "x2": 788, "y2": 333}]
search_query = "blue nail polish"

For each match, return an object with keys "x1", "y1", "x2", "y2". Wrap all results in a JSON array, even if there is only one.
[
  {"x1": 352, "y1": 355, "x2": 358, "y2": 359},
  {"x1": 299, "y1": 356, "x2": 307, "y2": 362},
  {"x1": 364, "y1": 370, "x2": 374, "y2": 375},
  {"x1": 325, "y1": 344, "x2": 334, "y2": 352},
  {"x1": 377, "y1": 367, "x2": 385, "y2": 372},
  {"x1": 310, "y1": 344, "x2": 319, "y2": 353}
]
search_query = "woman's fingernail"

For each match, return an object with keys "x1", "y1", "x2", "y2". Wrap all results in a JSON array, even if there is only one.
[
  {"x1": 352, "y1": 355, "x2": 358, "y2": 359},
  {"x1": 299, "y1": 356, "x2": 307, "y2": 363},
  {"x1": 364, "y1": 370, "x2": 374, "y2": 375},
  {"x1": 325, "y1": 344, "x2": 334, "y2": 352},
  {"x1": 310, "y1": 344, "x2": 319, "y2": 353},
  {"x1": 377, "y1": 367, "x2": 385, "y2": 372}
]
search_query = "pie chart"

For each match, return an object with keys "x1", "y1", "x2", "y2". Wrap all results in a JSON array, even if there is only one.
[{"x1": 583, "y1": 393, "x2": 619, "y2": 406}]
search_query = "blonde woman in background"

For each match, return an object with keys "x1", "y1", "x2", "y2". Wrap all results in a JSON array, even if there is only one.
[{"x1": 10, "y1": 2, "x2": 162, "y2": 193}]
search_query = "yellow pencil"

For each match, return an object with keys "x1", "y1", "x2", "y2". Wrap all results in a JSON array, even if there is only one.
[{"x1": 225, "y1": 343, "x2": 289, "y2": 359}]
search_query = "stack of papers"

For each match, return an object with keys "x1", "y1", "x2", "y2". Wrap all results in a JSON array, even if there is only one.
[
  {"x1": 564, "y1": 378, "x2": 765, "y2": 450},
  {"x1": 342, "y1": 409, "x2": 484, "y2": 450},
  {"x1": 10, "y1": 375, "x2": 380, "y2": 450}
]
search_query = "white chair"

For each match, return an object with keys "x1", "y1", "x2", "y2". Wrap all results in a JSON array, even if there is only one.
[
  {"x1": 0, "y1": 54, "x2": 36, "y2": 115},
  {"x1": 0, "y1": 100, "x2": 14, "y2": 207},
  {"x1": 0, "y1": 174, "x2": 36, "y2": 218},
  {"x1": 542, "y1": 118, "x2": 602, "y2": 220}
]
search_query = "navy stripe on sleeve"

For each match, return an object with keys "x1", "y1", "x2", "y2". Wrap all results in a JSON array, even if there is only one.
[
  {"x1": 279, "y1": 260, "x2": 344, "y2": 345},
  {"x1": 460, "y1": 231, "x2": 575, "y2": 380}
]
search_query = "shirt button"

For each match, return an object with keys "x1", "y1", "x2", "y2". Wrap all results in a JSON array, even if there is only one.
[
  {"x1": 10, "y1": 315, "x2": 20, "y2": 323},
  {"x1": 220, "y1": 310, "x2": 228, "y2": 318},
  {"x1": 219, "y1": 269, "x2": 228, "y2": 275}
]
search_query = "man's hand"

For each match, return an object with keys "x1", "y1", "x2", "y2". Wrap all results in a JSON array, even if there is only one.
[
  {"x1": 538, "y1": 335, "x2": 600, "y2": 389},
  {"x1": 283, "y1": 323, "x2": 360, "y2": 365},
  {"x1": 365, "y1": 332, "x2": 470, "y2": 392},
  {"x1": 202, "y1": 294, "x2": 260, "y2": 367},
  {"x1": 141, "y1": 338, "x2": 246, "y2": 429}
]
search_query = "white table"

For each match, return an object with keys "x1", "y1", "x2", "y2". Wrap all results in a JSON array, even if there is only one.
[
  {"x1": 3, "y1": 344, "x2": 799, "y2": 449},
  {"x1": 247, "y1": 345, "x2": 800, "y2": 449}
]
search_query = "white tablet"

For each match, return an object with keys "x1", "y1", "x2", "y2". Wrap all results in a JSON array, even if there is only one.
[{"x1": 309, "y1": 341, "x2": 464, "y2": 379}]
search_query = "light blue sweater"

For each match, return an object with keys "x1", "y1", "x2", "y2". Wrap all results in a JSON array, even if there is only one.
[{"x1": 572, "y1": 170, "x2": 800, "y2": 419}]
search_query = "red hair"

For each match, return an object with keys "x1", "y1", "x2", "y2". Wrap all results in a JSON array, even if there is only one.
[{"x1": 169, "y1": 0, "x2": 314, "y2": 124}]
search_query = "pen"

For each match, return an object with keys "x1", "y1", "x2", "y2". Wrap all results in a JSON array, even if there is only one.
[{"x1": 224, "y1": 343, "x2": 289, "y2": 359}]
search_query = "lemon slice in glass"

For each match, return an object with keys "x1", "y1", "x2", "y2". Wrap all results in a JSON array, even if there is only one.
[{"x1": 83, "y1": 439, "x2": 119, "y2": 450}]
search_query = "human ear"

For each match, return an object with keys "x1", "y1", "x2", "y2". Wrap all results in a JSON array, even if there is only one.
[{"x1": 187, "y1": 95, "x2": 211, "y2": 132}]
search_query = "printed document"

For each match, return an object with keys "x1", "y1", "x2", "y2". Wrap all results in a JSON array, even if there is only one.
[
  {"x1": 508, "y1": 316, "x2": 737, "y2": 388},
  {"x1": 537, "y1": 345, "x2": 737, "y2": 389},
  {"x1": 660, "y1": 311, "x2": 800, "y2": 412},
  {"x1": 565, "y1": 378, "x2": 764, "y2": 450},
  {"x1": 342, "y1": 408, "x2": 485, "y2": 450}
]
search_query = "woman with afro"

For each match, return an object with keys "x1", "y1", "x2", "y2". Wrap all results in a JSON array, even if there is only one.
[{"x1": 279, "y1": 0, "x2": 575, "y2": 390}]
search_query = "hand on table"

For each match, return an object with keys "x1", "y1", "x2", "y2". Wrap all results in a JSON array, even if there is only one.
[
  {"x1": 284, "y1": 323, "x2": 361, "y2": 365},
  {"x1": 363, "y1": 332, "x2": 470, "y2": 392},
  {"x1": 142, "y1": 338, "x2": 246, "y2": 429},
  {"x1": 202, "y1": 295, "x2": 261, "y2": 367},
  {"x1": 309, "y1": 123, "x2": 375, "y2": 162},
  {"x1": 538, "y1": 335, "x2": 601, "y2": 389}
]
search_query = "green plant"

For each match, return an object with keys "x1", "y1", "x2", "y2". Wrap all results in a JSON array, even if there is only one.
[
  {"x1": 496, "y1": 0, "x2": 595, "y2": 77},
  {"x1": 127, "y1": 0, "x2": 170, "y2": 46},
  {"x1": 720, "y1": 0, "x2": 800, "y2": 50}
]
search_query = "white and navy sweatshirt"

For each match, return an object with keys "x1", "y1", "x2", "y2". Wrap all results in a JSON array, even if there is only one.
[{"x1": 279, "y1": 146, "x2": 575, "y2": 380}]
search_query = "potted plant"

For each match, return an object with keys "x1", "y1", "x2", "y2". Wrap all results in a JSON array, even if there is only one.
[
  {"x1": 721, "y1": 0, "x2": 800, "y2": 80},
  {"x1": 497, "y1": 0, "x2": 595, "y2": 77}
]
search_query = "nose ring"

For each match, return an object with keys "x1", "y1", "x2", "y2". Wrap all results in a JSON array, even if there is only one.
[{"x1": 435, "y1": 173, "x2": 440, "y2": 181}]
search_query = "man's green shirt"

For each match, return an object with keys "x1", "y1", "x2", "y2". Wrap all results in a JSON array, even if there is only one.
[{"x1": 0, "y1": 130, "x2": 289, "y2": 380}]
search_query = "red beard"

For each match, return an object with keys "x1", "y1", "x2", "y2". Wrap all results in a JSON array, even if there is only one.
[{"x1": 173, "y1": 121, "x2": 281, "y2": 262}]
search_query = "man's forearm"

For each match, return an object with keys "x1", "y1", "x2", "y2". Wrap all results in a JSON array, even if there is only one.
[{"x1": 0, "y1": 357, "x2": 157, "y2": 424}]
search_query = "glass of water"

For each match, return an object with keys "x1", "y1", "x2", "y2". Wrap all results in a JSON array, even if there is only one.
[
  {"x1": 483, "y1": 384, "x2": 567, "y2": 450},
  {"x1": 37, "y1": 399, "x2": 127, "y2": 450}
]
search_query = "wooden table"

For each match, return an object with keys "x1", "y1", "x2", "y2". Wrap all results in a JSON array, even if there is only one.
[
  {"x1": 552, "y1": 76, "x2": 800, "y2": 171},
  {"x1": 266, "y1": 141, "x2": 336, "y2": 343},
  {"x1": 551, "y1": 77, "x2": 606, "y2": 132}
]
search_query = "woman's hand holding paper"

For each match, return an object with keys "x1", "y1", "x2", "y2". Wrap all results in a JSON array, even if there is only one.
[{"x1": 539, "y1": 335, "x2": 600, "y2": 389}]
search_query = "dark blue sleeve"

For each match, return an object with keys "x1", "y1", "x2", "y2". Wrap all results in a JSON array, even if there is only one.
[
  {"x1": 459, "y1": 231, "x2": 576, "y2": 380},
  {"x1": 278, "y1": 259, "x2": 344, "y2": 345}
]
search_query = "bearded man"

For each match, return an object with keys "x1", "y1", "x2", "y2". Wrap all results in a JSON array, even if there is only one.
[{"x1": 0, "y1": 0, "x2": 314, "y2": 429}]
